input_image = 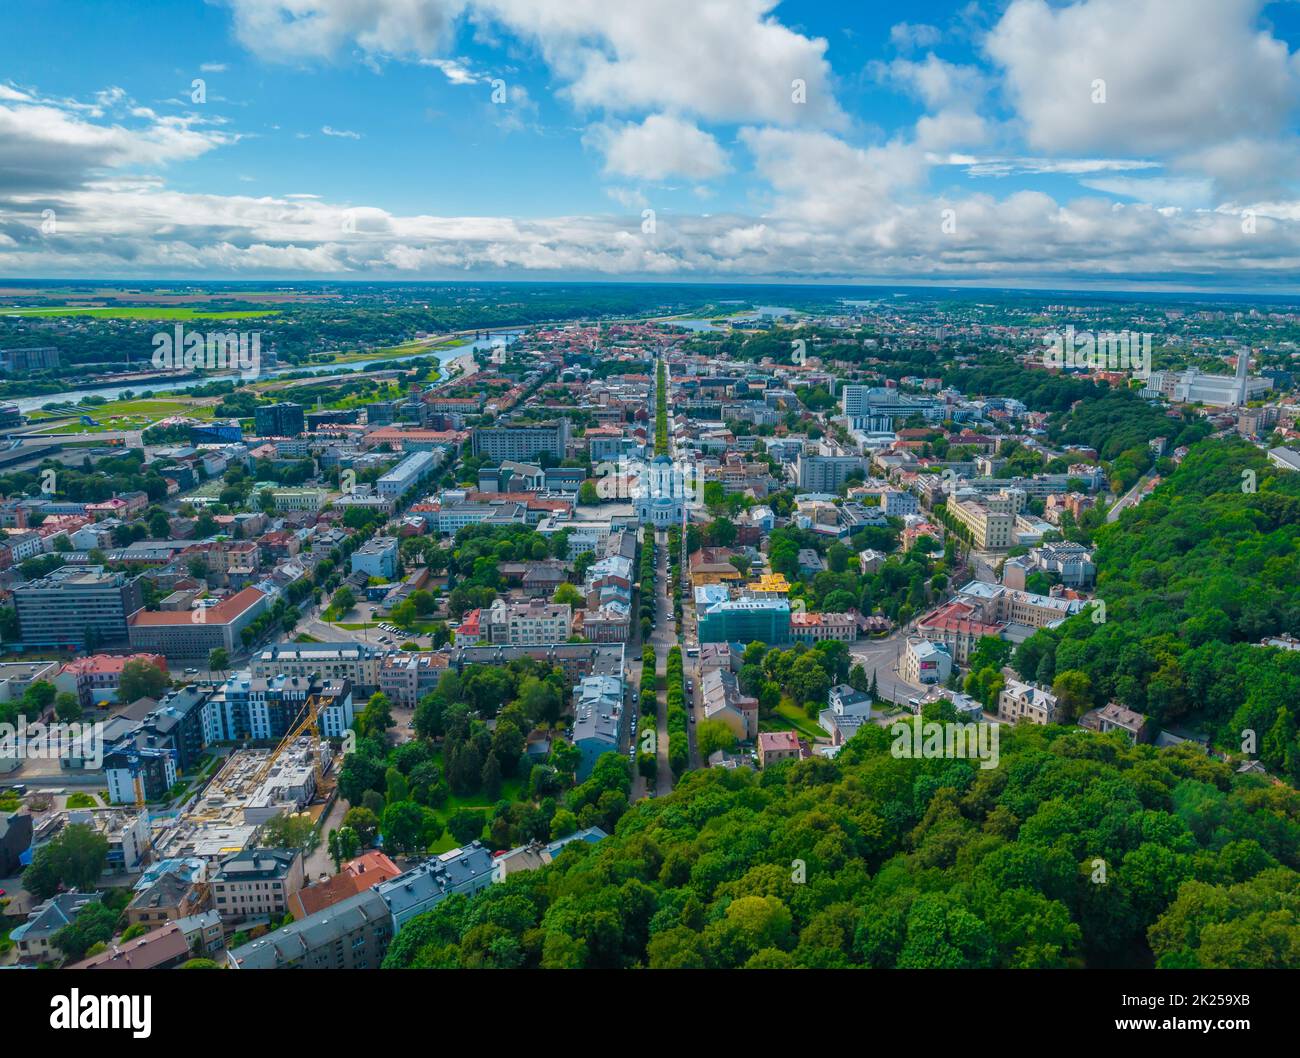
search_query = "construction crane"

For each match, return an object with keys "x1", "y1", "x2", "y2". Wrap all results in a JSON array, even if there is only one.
[{"x1": 251, "y1": 694, "x2": 327, "y2": 790}]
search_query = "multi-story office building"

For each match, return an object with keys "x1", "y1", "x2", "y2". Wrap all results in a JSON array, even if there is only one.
[
  {"x1": 351, "y1": 536, "x2": 399, "y2": 580},
  {"x1": 914, "y1": 598, "x2": 1003, "y2": 665},
  {"x1": 841, "y1": 385, "x2": 943, "y2": 430},
  {"x1": 697, "y1": 595, "x2": 792, "y2": 645},
  {"x1": 127, "y1": 588, "x2": 269, "y2": 661},
  {"x1": 471, "y1": 419, "x2": 569, "y2": 462},
  {"x1": 376, "y1": 449, "x2": 438, "y2": 499},
  {"x1": 1141, "y1": 351, "x2": 1272, "y2": 408},
  {"x1": 881, "y1": 489, "x2": 919, "y2": 516},
  {"x1": 254, "y1": 402, "x2": 305, "y2": 437},
  {"x1": 902, "y1": 638, "x2": 953, "y2": 685},
  {"x1": 269, "y1": 487, "x2": 326, "y2": 512},
  {"x1": 955, "y1": 580, "x2": 1086, "y2": 629},
  {"x1": 13, "y1": 565, "x2": 143, "y2": 649}
]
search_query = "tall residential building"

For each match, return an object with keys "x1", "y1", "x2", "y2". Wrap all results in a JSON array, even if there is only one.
[
  {"x1": 945, "y1": 495, "x2": 1015, "y2": 550},
  {"x1": 227, "y1": 888, "x2": 392, "y2": 969},
  {"x1": 254, "y1": 402, "x2": 305, "y2": 438},
  {"x1": 252, "y1": 642, "x2": 392, "y2": 693},
  {"x1": 211, "y1": 847, "x2": 305, "y2": 923},
  {"x1": 13, "y1": 565, "x2": 143, "y2": 649},
  {"x1": 795, "y1": 446, "x2": 868, "y2": 491},
  {"x1": 378, "y1": 652, "x2": 448, "y2": 707},
  {"x1": 486, "y1": 597, "x2": 572, "y2": 645},
  {"x1": 471, "y1": 419, "x2": 569, "y2": 462}
]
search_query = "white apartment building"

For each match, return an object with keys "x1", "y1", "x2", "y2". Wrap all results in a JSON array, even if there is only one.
[{"x1": 487, "y1": 598, "x2": 572, "y2": 645}]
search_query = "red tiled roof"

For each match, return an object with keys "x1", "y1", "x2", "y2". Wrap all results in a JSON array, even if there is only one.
[{"x1": 128, "y1": 587, "x2": 265, "y2": 627}]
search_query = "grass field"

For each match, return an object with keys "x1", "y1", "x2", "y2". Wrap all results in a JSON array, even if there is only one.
[
  {"x1": 760, "y1": 699, "x2": 825, "y2": 741},
  {"x1": 28, "y1": 397, "x2": 216, "y2": 427},
  {"x1": 1, "y1": 306, "x2": 277, "y2": 320},
  {"x1": 428, "y1": 777, "x2": 526, "y2": 847}
]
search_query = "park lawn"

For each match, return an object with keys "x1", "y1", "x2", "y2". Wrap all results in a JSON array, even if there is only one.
[
  {"x1": 763, "y1": 700, "x2": 825, "y2": 741},
  {"x1": 389, "y1": 621, "x2": 442, "y2": 635},
  {"x1": 427, "y1": 777, "x2": 527, "y2": 846},
  {"x1": 0, "y1": 306, "x2": 277, "y2": 320},
  {"x1": 427, "y1": 832, "x2": 463, "y2": 854},
  {"x1": 438, "y1": 777, "x2": 524, "y2": 818},
  {"x1": 29, "y1": 398, "x2": 217, "y2": 422}
]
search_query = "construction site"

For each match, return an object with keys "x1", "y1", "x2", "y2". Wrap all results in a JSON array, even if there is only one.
[{"x1": 149, "y1": 696, "x2": 339, "y2": 865}]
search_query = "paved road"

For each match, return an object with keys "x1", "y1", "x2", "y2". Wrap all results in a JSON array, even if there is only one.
[
  {"x1": 1106, "y1": 472, "x2": 1154, "y2": 523},
  {"x1": 649, "y1": 530, "x2": 675, "y2": 796},
  {"x1": 301, "y1": 794, "x2": 351, "y2": 883},
  {"x1": 849, "y1": 628, "x2": 926, "y2": 709}
]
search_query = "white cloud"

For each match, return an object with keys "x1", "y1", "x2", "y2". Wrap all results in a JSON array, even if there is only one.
[
  {"x1": 873, "y1": 54, "x2": 991, "y2": 150},
  {"x1": 321, "y1": 125, "x2": 361, "y2": 139},
  {"x1": 0, "y1": 85, "x2": 231, "y2": 193},
  {"x1": 224, "y1": 0, "x2": 845, "y2": 127},
  {"x1": 420, "y1": 57, "x2": 481, "y2": 84},
  {"x1": 2, "y1": 177, "x2": 1298, "y2": 283},
  {"x1": 952, "y1": 157, "x2": 1161, "y2": 177},
  {"x1": 224, "y1": 0, "x2": 467, "y2": 59},
  {"x1": 985, "y1": 0, "x2": 1300, "y2": 168},
  {"x1": 586, "y1": 114, "x2": 729, "y2": 182},
  {"x1": 889, "y1": 22, "x2": 942, "y2": 51}
]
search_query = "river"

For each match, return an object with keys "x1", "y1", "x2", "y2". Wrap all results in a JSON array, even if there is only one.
[{"x1": 13, "y1": 329, "x2": 525, "y2": 413}]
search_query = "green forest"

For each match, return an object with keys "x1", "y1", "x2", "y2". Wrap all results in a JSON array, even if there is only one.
[
  {"x1": 1015, "y1": 438, "x2": 1300, "y2": 776},
  {"x1": 383, "y1": 720, "x2": 1300, "y2": 969}
]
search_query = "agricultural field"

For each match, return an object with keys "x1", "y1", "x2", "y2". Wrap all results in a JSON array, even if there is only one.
[{"x1": 0, "y1": 306, "x2": 278, "y2": 320}]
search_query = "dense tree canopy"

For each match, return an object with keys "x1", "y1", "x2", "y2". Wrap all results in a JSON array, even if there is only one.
[{"x1": 384, "y1": 719, "x2": 1300, "y2": 969}]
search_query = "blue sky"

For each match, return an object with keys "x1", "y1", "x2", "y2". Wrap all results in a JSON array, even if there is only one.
[{"x1": 1, "y1": 0, "x2": 1299, "y2": 286}]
